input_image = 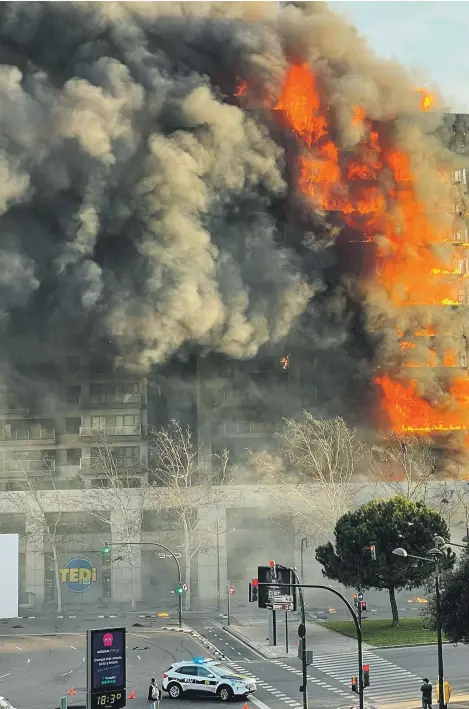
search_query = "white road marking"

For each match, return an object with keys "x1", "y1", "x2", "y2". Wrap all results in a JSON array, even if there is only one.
[
  {"x1": 62, "y1": 671, "x2": 73, "y2": 677},
  {"x1": 0, "y1": 673, "x2": 11, "y2": 679},
  {"x1": 70, "y1": 646, "x2": 77, "y2": 650},
  {"x1": 250, "y1": 695, "x2": 274, "y2": 709},
  {"x1": 137, "y1": 655, "x2": 141, "y2": 660},
  {"x1": 15, "y1": 646, "x2": 22, "y2": 650},
  {"x1": 27, "y1": 659, "x2": 30, "y2": 664}
]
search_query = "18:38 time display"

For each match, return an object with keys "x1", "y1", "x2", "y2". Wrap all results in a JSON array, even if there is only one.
[{"x1": 90, "y1": 691, "x2": 126, "y2": 709}]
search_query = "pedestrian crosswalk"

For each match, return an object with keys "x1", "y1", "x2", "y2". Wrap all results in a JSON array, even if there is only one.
[
  {"x1": 272, "y1": 650, "x2": 423, "y2": 704},
  {"x1": 227, "y1": 660, "x2": 352, "y2": 703}
]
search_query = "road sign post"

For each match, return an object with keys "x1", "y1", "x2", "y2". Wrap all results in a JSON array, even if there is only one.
[{"x1": 86, "y1": 628, "x2": 127, "y2": 709}]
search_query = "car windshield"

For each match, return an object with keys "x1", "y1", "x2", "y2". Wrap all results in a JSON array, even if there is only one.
[{"x1": 211, "y1": 664, "x2": 241, "y2": 678}]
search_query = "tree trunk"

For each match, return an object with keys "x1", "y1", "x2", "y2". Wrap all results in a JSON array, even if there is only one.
[
  {"x1": 128, "y1": 546, "x2": 137, "y2": 611},
  {"x1": 184, "y1": 528, "x2": 191, "y2": 611},
  {"x1": 52, "y1": 544, "x2": 62, "y2": 613},
  {"x1": 389, "y1": 586, "x2": 399, "y2": 626}
]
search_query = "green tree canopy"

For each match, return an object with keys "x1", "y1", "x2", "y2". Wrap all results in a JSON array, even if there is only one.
[
  {"x1": 315, "y1": 496, "x2": 454, "y2": 626},
  {"x1": 426, "y1": 547, "x2": 469, "y2": 644}
]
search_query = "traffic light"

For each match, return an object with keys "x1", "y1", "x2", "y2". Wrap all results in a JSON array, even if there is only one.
[
  {"x1": 353, "y1": 593, "x2": 358, "y2": 608},
  {"x1": 102, "y1": 541, "x2": 110, "y2": 555},
  {"x1": 351, "y1": 677, "x2": 358, "y2": 693},
  {"x1": 175, "y1": 583, "x2": 183, "y2": 594},
  {"x1": 370, "y1": 544, "x2": 376, "y2": 561},
  {"x1": 249, "y1": 579, "x2": 259, "y2": 603},
  {"x1": 269, "y1": 560, "x2": 278, "y2": 581},
  {"x1": 363, "y1": 665, "x2": 370, "y2": 688},
  {"x1": 361, "y1": 601, "x2": 367, "y2": 612}
]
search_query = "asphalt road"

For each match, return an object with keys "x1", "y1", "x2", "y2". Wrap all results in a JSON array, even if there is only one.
[
  {"x1": 193, "y1": 622, "x2": 469, "y2": 708},
  {"x1": 379, "y1": 644, "x2": 469, "y2": 694},
  {"x1": 0, "y1": 629, "x2": 214, "y2": 709}
]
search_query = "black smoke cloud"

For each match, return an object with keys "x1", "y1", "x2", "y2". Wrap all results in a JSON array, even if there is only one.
[{"x1": 0, "y1": 1, "x2": 456, "y2": 424}]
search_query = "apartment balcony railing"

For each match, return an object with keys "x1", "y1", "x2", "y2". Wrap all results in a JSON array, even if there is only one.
[
  {"x1": 83, "y1": 393, "x2": 142, "y2": 407},
  {"x1": 0, "y1": 428, "x2": 56, "y2": 442},
  {"x1": 79, "y1": 457, "x2": 142, "y2": 472},
  {"x1": 79, "y1": 424, "x2": 141, "y2": 438},
  {"x1": 0, "y1": 459, "x2": 56, "y2": 474}
]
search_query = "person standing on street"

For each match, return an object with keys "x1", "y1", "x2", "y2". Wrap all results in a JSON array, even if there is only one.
[
  {"x1": 421, "y1": 678, "x2": 433, "y2": 709},
  {"x1": 148, "y1": 677, "x2": 161, "y2": 709}
]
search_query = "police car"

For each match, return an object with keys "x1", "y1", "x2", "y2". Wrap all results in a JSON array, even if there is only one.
[{"x1": 162, "y1": 658, "x2": 257, "y2": 702}]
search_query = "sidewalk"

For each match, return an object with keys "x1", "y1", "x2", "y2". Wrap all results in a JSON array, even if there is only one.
[{"x1": 225, "y1": 619, "x2": 374, "y2": 659}]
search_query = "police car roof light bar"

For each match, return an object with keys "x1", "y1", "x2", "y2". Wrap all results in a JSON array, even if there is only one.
[{"x1": 193, "y1": 657, "x2": 206, "y2": 664}]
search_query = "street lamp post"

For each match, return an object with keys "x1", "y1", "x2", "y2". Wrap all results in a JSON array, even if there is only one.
[
  {"x1": 114, "y1": 540, "x2": 183, "y2": 628},
  {"x1": 207, "y1": 521, "x2": 235, "y2": 612},
  {"x1": 300, "y1": 538, "x2": 308, "y2": 581},
  {"x1": 392, "y1": 545, "x2": 444, "y2": 709}
]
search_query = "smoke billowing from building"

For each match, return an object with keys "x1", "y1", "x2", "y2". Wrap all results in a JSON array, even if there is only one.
[{"x1": 0, "y1": 1, "x2": 466, "y2": 448}]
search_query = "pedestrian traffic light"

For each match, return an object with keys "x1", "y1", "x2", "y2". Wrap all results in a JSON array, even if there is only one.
[
  {"x1": 102, "y1": 541, "x2": 110, "y2": 555},
  {"x1": 370, "y1": 543, "x2": 376, "y2": 561},
  {"x1": 361, "y1": 601, "x2": 367, "y2": 612},
  {"x1": 351, "y1": 676, "x2": 358, "y2": 693},
  {"x1": 249, "y1": 579, "x2": 259, "y2": 603},
  {"x1": 363, "y1": 664, "x2": 370, "y2": 688},
  {"x1": 175, "y1": 583, "x2": 183, "y2": 594}
]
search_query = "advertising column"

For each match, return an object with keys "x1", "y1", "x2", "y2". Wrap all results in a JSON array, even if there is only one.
[{"x1": 87, "y1": 628, "x2": 127, "y2": 709}]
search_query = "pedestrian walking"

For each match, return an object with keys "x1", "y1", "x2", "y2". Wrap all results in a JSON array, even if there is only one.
[
  {"x1": 421, "y1": 678, "x2": 433, "y2": 709},
  {"x1": 148, "y1": 677, "x2": 161, "y2": 709}
]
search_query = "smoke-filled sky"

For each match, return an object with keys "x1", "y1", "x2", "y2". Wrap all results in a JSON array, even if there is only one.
[
  {"x1": 331, "y1": 1, "x2": 469, "y2": 114},
  {"x1": 0, "y1": 0, "x2": 464, "y2": 441}
]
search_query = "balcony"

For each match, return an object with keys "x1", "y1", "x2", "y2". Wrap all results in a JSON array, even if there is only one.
[
  {"x1": 79, "y1": 457, "x2": 142, "y2": 473},
  {"x1": 79, "y1": 425, "x2": 141, "y2": 438},
  {"x1": 83, "y1": 393, "x2": 142, "y2": 407},
  {"x1": 0, "y1": 428, "x2": 56, "y2": 443},
  {"x1": 0, "y1": 459, "x2": 56, "y2": 474}
]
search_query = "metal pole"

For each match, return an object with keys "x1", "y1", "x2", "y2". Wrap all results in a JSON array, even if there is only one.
[
  {"x1": 272, "y1": 609, "x2": 277, "y2": 646},
  {"x1": 285, "y1": 612, "x2": 289, "y2": 655},
  {"x1": 300, "y1": 539, "x2": 306, "y2": 582},
  {"x1": 357, "y1": 591, "x2": 363, "y2": 709},
  {"x1": 435, "y1": 571, "x2": 445, "y2": 709},
  {"x1": 291, "y1": 569, "x2": 308, "y2": 709},
  {"x1": 227, "y1": 585, "x2": 231, "y2": 626},
  {"x1": 216, "y1": 521, "x2": 221, "y2": 612},
  {"x1": 114, "y1": 540, "x2": 183, "y2": 628},
  {"x1": 258, "y1": 581, "x2": 363, "y2": 709}
]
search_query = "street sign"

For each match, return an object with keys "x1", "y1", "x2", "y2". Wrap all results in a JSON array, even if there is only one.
[
  {"x1": 182, "y1": 583, "x2": 189, "y2": 592},
  {"x1": 229, "y1": 584, "x2": 236, "y2": 596},
  {"x1": 257, "y1": 564, "x2": 297, "y2": 611},
  {"x1": 272, "y1": 602, "x2": 294, "y2": 611},
  {"x1": 358, "y1": 591, "x2": 364, "y2": 602}
]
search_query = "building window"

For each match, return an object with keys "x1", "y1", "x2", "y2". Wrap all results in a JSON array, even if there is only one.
[
  {"x1": 66, "y1": 448, "x2": 81, "y2": 465},
  {"x1": 66, "y1": 417, "x2": 81, "y2": 434},
  {"x1": 90, "y1": 415, "x2": 140, "y2": 434},
  {"x1": 66, "y1": 386, "x2": 81, "y2": 404}
]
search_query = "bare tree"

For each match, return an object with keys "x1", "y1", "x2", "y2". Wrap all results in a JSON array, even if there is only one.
[
  {"x1": 148, "y1": 421, "x2": 235, "y2": 610},
  {"x1": 3, "y1": 463, "x2": 80, "y2": 613},
  {"x1": 72, "y1": 437, "x2": 148, "y2": 610},
  {"x1": 250, "y1": 413, "x2": 367, "y2": 545},
  {"x1": 369, "y1": 432, "x2": 439, "y2": 501}
]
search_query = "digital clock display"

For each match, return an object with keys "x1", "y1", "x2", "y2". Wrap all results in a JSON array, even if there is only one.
[{"x1": 90, "y1": 691, "x2": 126, "y2": 709}]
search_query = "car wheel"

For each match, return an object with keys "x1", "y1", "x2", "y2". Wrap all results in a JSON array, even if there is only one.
[
  {"x1": 217, "y1": 686, "x2": 233, "y2": 702},
  {"x1": 168, "y1": 683, "x2": 182, "y2": 699}
]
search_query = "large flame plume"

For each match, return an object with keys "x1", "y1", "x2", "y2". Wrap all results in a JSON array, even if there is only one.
[{"x1": 0, "y1": 1, "x2": 467, "y2": 459}]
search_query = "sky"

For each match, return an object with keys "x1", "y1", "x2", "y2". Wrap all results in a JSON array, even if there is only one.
[{"x1": 329, "y1": 1, "x2": 469, "y2": 113}]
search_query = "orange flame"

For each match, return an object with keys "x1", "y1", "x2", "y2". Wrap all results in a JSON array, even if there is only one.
[
  {"x1": 270, "y1": 63, "x2": 462, "y2": 439},
  {"x1": 417, "y1": 88, "x2": 434, "y2": 112}
]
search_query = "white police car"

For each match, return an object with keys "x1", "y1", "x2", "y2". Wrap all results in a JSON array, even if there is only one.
[{"x1": 162, "y1": 657, "x2": 257, "y2": 702}]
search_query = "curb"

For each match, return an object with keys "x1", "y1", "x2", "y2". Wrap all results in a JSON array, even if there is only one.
[
  {"x1": 373, "y1": 641, "x2": 453, "y2": 650},
  {"x1": 223, "y1": 625, "x2": 290, "y2": 660},
  {"x1": 10, "y1": 613, "x2": 171, "y2": 621}
]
